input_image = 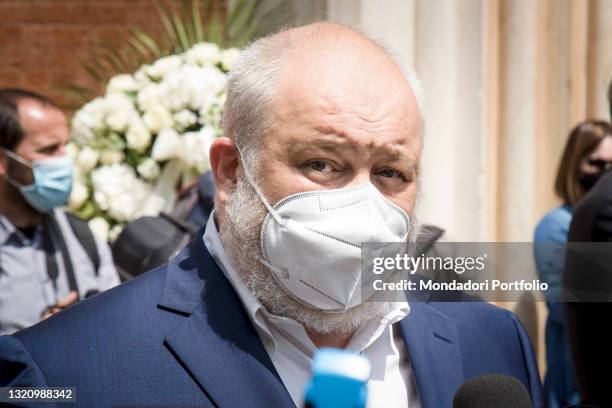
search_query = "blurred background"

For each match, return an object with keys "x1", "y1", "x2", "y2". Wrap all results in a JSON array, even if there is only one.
[{"x1": 1, "y1": 0, "x2": 612, "y2": 381}]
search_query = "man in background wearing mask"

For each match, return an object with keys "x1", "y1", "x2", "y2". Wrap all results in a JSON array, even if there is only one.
[
  {"x1": 0, "y1": 25, "x2": 542, "y2": 408},
  {"x1": 0, "y1": 88, "x2": 119, "y2": 335}
]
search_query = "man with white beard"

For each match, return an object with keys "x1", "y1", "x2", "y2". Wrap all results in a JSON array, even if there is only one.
[{"x1": 0, "y1": 23, "x2": 543, "y2": 408}]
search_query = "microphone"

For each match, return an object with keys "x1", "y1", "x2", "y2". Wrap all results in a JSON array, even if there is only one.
[
  {"x1": 304, "y1": 348, "x2": 371, "y2": 408},
  {"x1": 452, "y1": 374, "x2": 532, "y2": 408}
]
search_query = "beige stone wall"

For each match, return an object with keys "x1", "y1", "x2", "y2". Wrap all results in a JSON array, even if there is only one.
[
  {"x1": 322, "y1": 0, "x2": 611, "y2": 242},
  {"x1": 299, "y1": 0, "x2": 612, "y2": 377}
]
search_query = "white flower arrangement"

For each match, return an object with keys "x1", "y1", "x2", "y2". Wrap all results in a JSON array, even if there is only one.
[{"x1": 68, "y1": 42, "x2": 240, "y2": 241}]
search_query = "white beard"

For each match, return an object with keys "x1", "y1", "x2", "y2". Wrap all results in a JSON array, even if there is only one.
[{"x1": 217, "y1": 176, "x2": 420, "y2": 336}]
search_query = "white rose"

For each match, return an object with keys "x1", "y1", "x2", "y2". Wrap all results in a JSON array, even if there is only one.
[
  {"x1": 137, "y1": 158, "x2": 161, "y2": 180},
  {"x1": 104, "y1": 92, "x2": 134, "y2": 111},
  {"x1": 99, "y1": 150, "x2": 125, "y2": 165},
  {"x1": 94, "y1": 190, "x2": 110, "y2": 211},
  {"x1": 71, "y1": 98, "x2": 107, "y2": 143},
  {"x1": 186, "y1": 43, "x2": 220, "y2": 66},
  {"x1": 92, "y1": 165, "x2": 127, "y2": 212},
  {"x1": 107, "y1": 224, "x2": 124, "y2": 242},
  {"x1": 107, "y1": 74, "x2": 139, "y2": 94},
  {"x1": 109, "y1": 193, "x2": 138, "y2": 222},
  {"x1": 173, "y1": 109, "x2": 197, "y2": 131},
  {"x1": 151, "y1": 128, "x2": 181, "y2": 161},
  {"x1": 71, "y1": 116, "x2": 96, "y2": 144},
  {"x1": 157, "y1": 71, "x2": 191, "y2": 111},
  {"x1": 140, "y1": 194, "x2": 166, "y2": 217},
  {"x1": 73, "y1": 166, "x2": 84, "y2": 184},
  {"x1": 65, "y1": 143, "x2": 79, "y2": 159},
  {"x1": 220, "y1": 48, "x2": 241, "y2": 71},
  {"x1": 68, "y1": 182, "x2": 88, "y2": 210},
  {"x1": 180, "y1": 127, "x2": 215, "y2": 171},
  {"x1": 76, "y1": 146, "x2": 99, "y2": 172},
  {"x1": 92, "y1": 164, "x2": 151, "y2": 222},
  {"x1": 88, "y1": 217, "x2": 110, "y2": 241},
  {"x1": 105, "y1": 109, "x2": 132, "y2": 133},
  {"x1": 143, "y1": 104, "x2": 173, "y2": 133},
  {"x1": 110, "y1": 175, "x2": 155, "y2": 221},
  {"x1": 145, "y1": 55, "x2": 183, "y2": 79},
  {"x1": 76, "y1": 98, "x2": 106, "y2": 129},
  {"x1": 126, "y1": 119, "x2": 152, "y2": 151},
  {"x1": 183, "y1": 66, "x2": 227, "y2": 110},
  {"x1": 134, "y1": 69, "x2": 152, "y2": 87},
  {"x1": 137, "y1": 84, "x2": 163, "y2": 112}
]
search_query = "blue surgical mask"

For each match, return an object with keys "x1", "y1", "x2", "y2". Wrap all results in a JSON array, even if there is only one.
[{"x1": 2, "y1": 148, "x2": 74, "y2": 213}]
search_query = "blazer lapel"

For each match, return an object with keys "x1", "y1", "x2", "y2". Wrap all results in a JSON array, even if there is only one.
[
  {"x1": 159, "y1": 229, "x2": 295, "y2": 408},
  {"x1": 399, "y1": 302, "x2": 464, "y2": 408}
]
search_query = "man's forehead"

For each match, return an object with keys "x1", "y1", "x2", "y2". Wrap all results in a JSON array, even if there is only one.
[
  {"x1": 272, "y1": 84, "x2": 421, "y2": 150},
  {"x1": 18, "y1": 99, "x2": 66, "y2": 129},
  {"x1": 272, "y1": 47, "x2": 419, "y2": 129},
  {"x1": 277, "y1": 48, "x2": 412, "y2": 104},
  {"x1": 16, "y1": 99, "x2": 68, "y2": 149}
]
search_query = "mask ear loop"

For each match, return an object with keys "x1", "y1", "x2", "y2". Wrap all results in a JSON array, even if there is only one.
[
  {"x1": 0, "y1": 147, "x2": 31, "y2": 189},
  {"x1": 0, "y1": 147, "x2": 33, "y2": 168},
  {"x1": 234, "y1": 143, "x2": 286, "y2": 227}
]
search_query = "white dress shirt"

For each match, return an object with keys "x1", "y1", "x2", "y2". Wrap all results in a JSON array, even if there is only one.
[{"x1": 203, "y1": 212, "x2": 421, "y2": 408}]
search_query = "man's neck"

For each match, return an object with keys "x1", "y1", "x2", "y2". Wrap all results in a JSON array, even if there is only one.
[
  {"x1": 306, "y1": 328, "x2": 352, "y2": 349},
  {"x1": 0, "y1": 185, "x2": 42, "y2": 228}
]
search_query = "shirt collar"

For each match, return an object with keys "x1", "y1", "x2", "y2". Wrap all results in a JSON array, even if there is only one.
[
  {"x1": 0, "y1": 214, "x2": 42, "y2": 246},
  {"x1": 202, "y1": 211, "x2": 269, "y2": 325},
  {"x1": 0, "y1": 214, "x2": 14, "y2": 245},
  {"x1": 202, "y1": 210, "x2": 410, "y2": 353}
]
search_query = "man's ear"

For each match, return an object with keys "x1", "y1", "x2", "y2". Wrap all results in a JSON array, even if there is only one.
[{"x1": 209, "y1": 137, "x2": 239, "y2": 206}]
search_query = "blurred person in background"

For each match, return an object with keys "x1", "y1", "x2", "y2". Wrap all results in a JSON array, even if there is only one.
[
  {"x1": 563, "y1": 83, "x2": 612, "y2": 407},
  {"x1": 0, "y1": 88, "x2": 119, "y2": 335},
  {"x1": 534, "y1": 119, "x2": 612, "y2": 407}
]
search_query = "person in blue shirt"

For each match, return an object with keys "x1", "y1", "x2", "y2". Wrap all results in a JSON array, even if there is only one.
[{"x1": 534, "y1": 119, "x2": 612, "y2": 408}]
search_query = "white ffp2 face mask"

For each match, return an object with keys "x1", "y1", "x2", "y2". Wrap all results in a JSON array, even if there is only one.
[{"x1": 247, "y1": 176, "x2": 411, "y2": 312}]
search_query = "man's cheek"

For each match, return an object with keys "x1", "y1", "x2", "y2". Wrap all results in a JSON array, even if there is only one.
[
  {"x1": 389, "y1": 191, "x2": 417, "y2": 216},
  {"x1": 261, "y1": 166, "x2": 306, "y2": 202}
]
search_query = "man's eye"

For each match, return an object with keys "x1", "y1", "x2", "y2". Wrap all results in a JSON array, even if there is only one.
[
  {"x1": 38, "y1": 145, "x2": 59, "y2": 155},
  {"x1": 376, "y1": 168, "x2": 405, "y2": 180},
  {"x1": 308, "y1": 160, "x2": 332, "y2": 173}
]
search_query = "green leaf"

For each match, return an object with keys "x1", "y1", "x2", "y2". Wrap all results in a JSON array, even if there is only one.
[
  {"x1": 77, "y1": 201, "x2": 97, "y2": 220},
  {"x1": 227, "y1": 0, "x2": 253, "y2": 30},
  {"x1": 59, "y1": 0, "x2": 277, "y2": 108},
  {"x1": 81, "y1": 62, "x2": 105, "y2": 83},
  {"x1": 156, "y1": 0, "x2": 180, "y2": 50},
  {"x1": 132, "y1": 29, "x2": 163, "y2": 56},
  {"x1": 172, "y1": 11, "x2": 192, "y2": 51},
  {"x1": 192, "y1": 0, "x2": 204, "y2": 42},
  {"x1": 125, "y1": 34, "x2": 154, "y2": 60}
]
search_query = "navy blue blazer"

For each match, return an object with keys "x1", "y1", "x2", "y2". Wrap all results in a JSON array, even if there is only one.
[{"x1": 0, "y1": 230, "x2": 544, "y2": 408}]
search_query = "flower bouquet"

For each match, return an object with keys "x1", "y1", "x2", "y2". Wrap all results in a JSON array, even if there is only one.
[{"x1": 68, "y1": 42, "x2": 240, "y2": 241}]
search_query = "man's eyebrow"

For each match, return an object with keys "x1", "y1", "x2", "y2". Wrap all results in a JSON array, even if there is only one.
[
  {"x1": 34, "y1": 141, "x2": 61, "y2": 152},
  {"x1": 288, "y1": 139, "x2": 356, "y2": 153},
  {"x1": 290, "y1": 125, "x2": 416, "y2": 164}
]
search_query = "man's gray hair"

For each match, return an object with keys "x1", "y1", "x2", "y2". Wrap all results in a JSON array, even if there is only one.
[{"x1": 222, "y1": 23, "x2": 425, "y2": 175}]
